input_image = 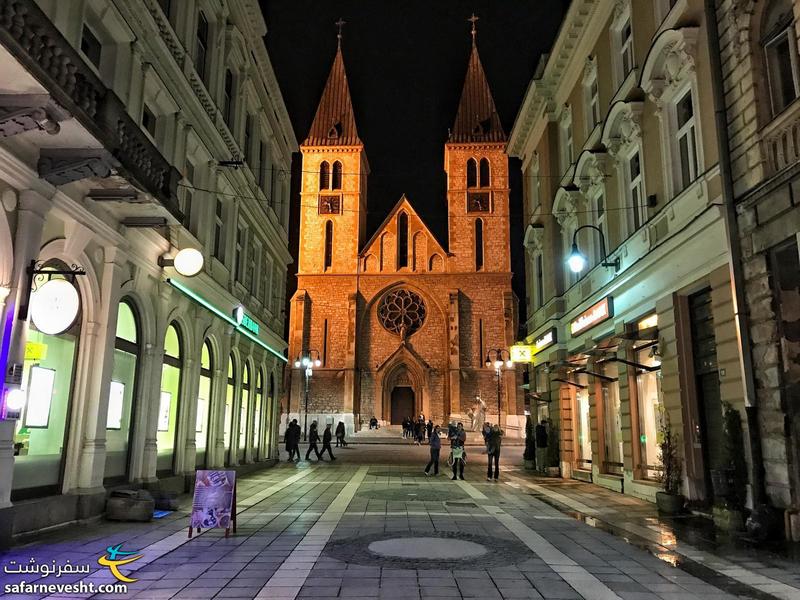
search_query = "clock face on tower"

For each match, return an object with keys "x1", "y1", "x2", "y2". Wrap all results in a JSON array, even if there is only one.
[
  {"x1": 318, "y1": 194, "x2": 341, "y2": 214},
  {"x1": 467, "y1": 191, "x2": 490, "y2": 212}
]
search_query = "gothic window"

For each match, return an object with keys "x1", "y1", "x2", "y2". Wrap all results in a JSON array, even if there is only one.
[
  {"x1": 319, "y1": 161, "x2": 330, "y2": 190},
  {"x1": 324, "y1": 221, "x2": 333, "y2": 271},
  {"x1": 332, "y1": 161, "x2": 343, "y2": 189},
  {"x1": 429, "y1": 253, "x2": 443, "y2": 272},
  {"x1": 475, "y1": 219, "x2": 484, "y2": 271},
  {"x1": 196, "y1": 11, "x2": 209, "y2": 83},
  {"x1": 467, "y1": 158, "x2": 478, "y2": 188},
  {"x1": 479, "y1": 158, "x2": 490, "y2": 187},
  {"x1": 762, "y1": 0, "x2": 799, "y2": 116},
  {"x1": 398, "y1": 212, "x2": 409, "y2": 269},
  {"x1": 223, "y1": 69, "x2": 234, "y2": 126},
  {"x1": 378, "y1": 289, "x2": 427, "y2": 337}
]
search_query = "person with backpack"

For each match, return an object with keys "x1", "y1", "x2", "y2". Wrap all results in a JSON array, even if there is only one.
[
  {"x1": 321, "y1": 423, "x2": 337, "y2": 460},
  {"x1": 305, "y1": 421, "x2": 323, "y2": 461},
  {"x1": 486, "y1": 424, "x2": 503, "y2": 481},
  {"x1": 424, "y1": 425, "x2": 442, "y2": 475}
]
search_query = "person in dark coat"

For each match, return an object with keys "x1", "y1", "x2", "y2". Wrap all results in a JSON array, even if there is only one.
[
  {"x1": 305, "y1": 421, "x2": 322, "y2": 461},
  {"x1": 415, "y1": 416, "x2": 426, "y2": 445},
  {"x1": 426, "y1": 420, "x2": 434, "y2": 440},
  {"x1": 450, "y1": 422, "x2": 467, "y2": 480},
  {"x1": 535, "y1": 419, "x2": 549, "y2": 473},
  {"x1": 321, "y1": 423, "x2": 337, "y2": 460},
  {"x1": 285, "y1": 419, "x2": 299, "y2": 461},
  {"x1": 335, "y1": 421, "x2": 347, "y2": 447},
  {"x1": 425, "y1": 425, "x2": 442, "y2": 475},
  {"x1": 486, "y1": 424, "x2": 503, "y2": 481}
]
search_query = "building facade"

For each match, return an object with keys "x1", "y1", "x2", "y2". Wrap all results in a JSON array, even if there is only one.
[
  {"x1": 717, "y1": 0, "x2": 800, "y2": 530},
  {"x1": 286, "y1": 32, "x2": 523, "y2": 436},
  {"x1": 509, "y1": 0, "x2": 753, "y2": 505},
  {"x1": 0, "y1": 0, "x2": 296, "y2": 541}
]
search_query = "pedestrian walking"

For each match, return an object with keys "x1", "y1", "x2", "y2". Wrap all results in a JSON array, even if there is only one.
[
  {"x1": 425, "y1": 425, "x2": 442, "y2": 475},
  {"x1": 335, "y1": 421, "x2": 347, "y2": 447},
  {"x1": 535, "y1": 419, "x2": 549, "y2": 473},
  {"x1": 305, "y1": 421, "x2": 322, "y2": 461},
  {"x1": 486, "y1": 424, "x2": 503, "y2": 481},
  {"x1": 285, "y1": 419, "x2": 300, "y2": 461},
  {"x1": 402, "y1": 417, "x2": 411, "y2": 439},
  {"x1": 426, "y1": 419, "x2": 433, "y2": 440},
  {"x1": 415, "y1": 416, "x2": 425, "y2": 445},
  {"x1": 321, "y1": 423, "x2": 337, "y2": 460},
  {"x1": 481, "y1": 421, "x2": 492, "y2": 452},
  {"x1": 449, "y1": 422, "x2": 467, "y2": 480}
]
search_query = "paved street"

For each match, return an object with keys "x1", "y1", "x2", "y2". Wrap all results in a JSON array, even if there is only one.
[{"x1": 1, "y1": 445, "x2": 798, "y2": 600}]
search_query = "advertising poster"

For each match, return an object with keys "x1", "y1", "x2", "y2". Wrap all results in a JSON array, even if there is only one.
[{"x1": 190, "y1": 470, "x2": 236, "y2": 530}]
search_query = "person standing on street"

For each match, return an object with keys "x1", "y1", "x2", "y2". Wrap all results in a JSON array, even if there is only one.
[
  {"x1": 450, "y1": 422, "x2": 467, "y2": 480},
  {"x1": 305, "y1": 421, "x2": 323, "y2": 461},
  {"x1": 285, "y1": 419, "x2": 300, "y2": 461},
  {"x1": 535, "y1": 419, "x2": 549, "y2": 473},
  {"x1": 425, "y1": 425, "x2": 442, "y2": 475},
  {"x1": 321, "y1": 423, "x2": 337, "y2": 460},
  {"x1": 335, "y1": 421, "x2": 347, "y2": 447},
  {"x1": 426, "y1": 419, "x2": 434, "y2": 441},
  {"x1": 486, "y1": 424, "x2": 503, "y2": 481}
]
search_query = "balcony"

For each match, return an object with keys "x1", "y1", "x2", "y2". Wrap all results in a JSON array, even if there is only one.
[{"x1": 763, "y1": 100, "x2": 800, "y2": 175}]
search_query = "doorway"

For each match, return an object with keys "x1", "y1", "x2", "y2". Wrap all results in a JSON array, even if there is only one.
[{"x1": 391, "y1": 386, "x2": 415, "y2": 424}]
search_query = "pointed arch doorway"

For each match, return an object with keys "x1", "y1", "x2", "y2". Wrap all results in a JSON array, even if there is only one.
[{"x1": 390, "y1": 386, "x2": 415, "y2": 424}]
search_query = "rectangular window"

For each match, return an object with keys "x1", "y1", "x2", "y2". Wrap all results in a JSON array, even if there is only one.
[
  {"x1": 676, "y1": 90, "x2": 698, "y2": 191},
  {"x1": 595, "y1": 194, "x2": 607, "y2": 264},
  {"x1": 535, "y1": 254, "x2": 544, "y2": 310},
  {"x1": 259, "y1": 141, "x2": 269, "y2": 192},
  {"x1": 244, "y1": 115, "x2": 253, "y2": 164},
  {"x1": 142, "y1": 104, "x2": 157, "y2": 138},
  {"x1": 628, "y1": 151, "x2": 645, "y2": 230},
  {"x1": 158, "y1": 0, "x2": 172, "y2": 21},
  {"x1": 81, "y1": 25, "x2": 102, "y2": 68},
  {"x1": 563, "y1": 122, "x2": 574, "y2": 170},
  {"x1": 214, "y1": 199, "x2": 224, "y2": 260},
  {"x1": 766, "y1": 30, "x2": 800, "y2": 114},
  {"x1": 235, "y1": 224, "x2": 246, "y2": 282},
  {"x1": 588, "y1": 78, "x2": 601, "y2": 129},
  {"x1": 224, "y1": 70, "x2": 234, "y2": 127},
  {"x1": 620, "y1": 18, "x2": 634, "y2": 78},
  {"x1": 261, "y1": 253, "x2": 271, "y2": 307},
  {"x1": 181, "y1": 161, "x2": 194, "y2": 231},
  {"x1": 247, "y1": 241, "x2": 257, "y2": 292},
  {"x1": 196, "y1": 12, "x2": 209, "y2": 83}
]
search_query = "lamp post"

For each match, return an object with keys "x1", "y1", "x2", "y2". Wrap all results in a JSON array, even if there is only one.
[
  {"x1": 566, "y1": 225, "x2": 621, "y2": 274},
  {"x1": 294, "y1": 350, "x2": 321, "y2": 441},
  {"x1": 485, "y1": 349, "x2": 513, "y2": 425}
]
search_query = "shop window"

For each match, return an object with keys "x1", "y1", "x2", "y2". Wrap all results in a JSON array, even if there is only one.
[
  {"x1": 253, "y1": 369, "x2": 263, "y2": 459},
  {"x1": 762, "y1": 0, "x2": 800, "y2": 116},
  {"x1": 225, "y1": 354, "x2": 237, "y2": 465},
  {"x1": 635, "y1": 338, "x2": 663, "y2": 480},
  {"x1": 158, "y1": 323, "x2": 182, "y2": 475},
  {"x1": 105, "y1": 300, "x2": 140, "y2": 483},
  {"x1": 601, "y1": 362, "x2": 623, "y2": 475},
  {"x1": 267, "y1": 373, "x2": 276, "y2": 458},
  {"x1": 575, "y1": 374, "x2": 591, "y2": 469},
  {"x1": 239, "y1": 363, "x2": 251, "y2": 461},
  {"x1": 12, "y1": 269, "x2": 82, "y2": 499},
  {"x1": 196, "y1": 340, "x2": 214, "y2": 468}
]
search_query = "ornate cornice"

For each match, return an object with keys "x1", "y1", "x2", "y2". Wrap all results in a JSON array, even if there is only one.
[{"x1": 640, "y1": 27, "x2": 700, "y2": 105}]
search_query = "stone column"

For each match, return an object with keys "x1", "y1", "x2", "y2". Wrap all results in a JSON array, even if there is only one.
[{"x1": 447, "y1": 291, "x2": 461, "y2": 421}]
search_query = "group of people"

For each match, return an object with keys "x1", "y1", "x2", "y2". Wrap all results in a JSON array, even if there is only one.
[
  {"x1": 422, "y1": 420, "x2": 504, "y2": 481},
  {"x1": 283, "y1": 419, "x2": 348, "y2": 461},
  {"x1": 402, "y1": 415, "x2": 433, "y2": 445}
]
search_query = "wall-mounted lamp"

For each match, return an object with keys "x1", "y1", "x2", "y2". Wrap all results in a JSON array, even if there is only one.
[
  {"x1": 159, "y1": 247, "x2": 204, "y2": 277},
  {"x1": 567, "y1": 225, "x2": 620, "y2": 274}
]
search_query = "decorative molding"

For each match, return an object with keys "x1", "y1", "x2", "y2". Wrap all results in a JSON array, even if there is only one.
[
  {"x1": 553, "y1": 188, "x2": 581, "y2": 228},
  {"x1": 524, "y1": 224, "x2": 545, "y2": 253},
  {"x1": 0, "y1": 94, "x2": 69, "y2": 137},
  {"x1": 38, "y1": 148, "x2": 119, "y2": 186},
  {"x1": 574, "y1": 150, "x2": 610, "y2": 193},
  {"x1": 601, "y1": 101, "x2": 644, "y2": 157},
  {"x1": 729, "y1": 0, "x2": 756, "y2": 59},
  {"x1": 582, "y1": 55, "x2": 598, "y2": 85},
  {"x1": 640, "y1": 27, "x2": 700, "y2": 105}
]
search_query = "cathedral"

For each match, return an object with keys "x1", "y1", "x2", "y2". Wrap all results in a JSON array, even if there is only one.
[{"x1": 286, "y1": 21, "x2": 522, "y2": 435}]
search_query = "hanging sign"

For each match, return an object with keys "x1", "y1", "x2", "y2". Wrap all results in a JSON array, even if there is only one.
[
  {"x1": 189, "y1": 470, "x2": 237, "y2": 538},
  {"x1": 511, "y1": 328, "x2": 558, "y2": 363},
  {"x1": 570, "y1": 296, "x2": 614, "y2": 337}
]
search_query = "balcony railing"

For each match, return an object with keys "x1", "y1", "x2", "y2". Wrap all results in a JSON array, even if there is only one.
[
  {"x1": 763, "y1": 100, "x2": 800, "y2": 175},
  {"x1": 0, "y1": 0, "x2": 181, "y2": 217}
]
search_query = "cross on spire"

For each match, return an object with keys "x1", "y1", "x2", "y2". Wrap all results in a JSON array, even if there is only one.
[
  {"x1": 468, "y1": 13, "x2": 479, "y2": 45},
  {"x1": 336, "y1": 18, "x2": 346, "y2": 46}
]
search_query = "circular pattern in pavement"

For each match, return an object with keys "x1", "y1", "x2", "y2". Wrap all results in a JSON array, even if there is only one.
[
  {"x1": 368, "y1": 537, "x2": 487, "y2": 560},
  {"x1": 356, "y1": 487, "x2": 470, "y2": 502},
  {"x1": 324, "y1": 530, "x2": 532, "y2": 570}
]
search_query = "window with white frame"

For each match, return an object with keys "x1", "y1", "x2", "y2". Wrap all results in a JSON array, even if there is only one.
[
  {"x1": 235, "y1": 223, "x2": 246, "y2": 283},
  {"x1": 182, "y1": 160, "x2": 194, "y2": 231},
  {"x1": 593, "y1": 192, "x2": 608, "y2": 264},
  {"x1": 196, "y1": 11, "x2": 209, "y2": 84},
  {"x1": 589, "y1": 77, "x2": 601, "y2": 130},
  {"x1": 213, "y1": 199, "x2": 225, "y2": 260},
  {"x1": 261, "y1": 253, "x2": 272, "y2": 308},
  {"x1": 81, "y1": 24, "x2": 102, "y2": 69},
  {"x1": 627, "y1": 149, "x2": 647, "y2": 231},
  {"x1": 223, "y1": 69, "x2": 235, "y2": 127},
  {"x1": 244, "y1": 114, "x2": 254, "y2": 165},
  {"x1": 583, "y1": 57, "x2": 601, "y2": 133},
  {"x1": 246, "y1": 238, "x2": 257, "y2": 292},
  {"x1": 762, "y1": 0, "x2": 800, "y2": 116},
  {"x1": 560, "y1": 107, "x2": 574, "y2": 173},
  {"x1": 675, "y1": 89, "x2": 699, "y2": 191},
  {"x1": 620, "y1": 18, "x2": 634, "y2": 79},
  {"x1": 535, "y1": 253, "x2": 545, "y2": 310}
]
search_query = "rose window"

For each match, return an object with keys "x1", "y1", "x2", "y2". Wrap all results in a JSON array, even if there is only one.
[{"x1": 378, "y1": 289, "x2": 426, "y2": 337}]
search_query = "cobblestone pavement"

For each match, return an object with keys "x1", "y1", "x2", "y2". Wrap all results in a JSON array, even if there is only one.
[{"x1": 0, "y1": 444, "x2": 798, "y2": 600}]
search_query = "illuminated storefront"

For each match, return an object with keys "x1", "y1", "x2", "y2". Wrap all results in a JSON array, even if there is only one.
[
  {"x1": 253, "y1": 369, "x2": 263, "y2": 460},
  {"x1": 157, "y1": 324, "x2": 183, "y2": 475},
  {"x1": 238, "y1": 363, "x2": 251, "y2": 463},
  {"x1": 225, "y1": 354, "x2": 236, "y2": 465},
  {"x1": 196, "y1": 341, "x2": 214, "y2": 468}
]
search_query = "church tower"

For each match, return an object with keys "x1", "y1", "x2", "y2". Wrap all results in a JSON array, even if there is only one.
[
  {"x1": 297, "y1": 25, "x2": 368, "y2": 276},
  {"x1": 445, "y1": 16, "x2": 510, "y2": 274}
]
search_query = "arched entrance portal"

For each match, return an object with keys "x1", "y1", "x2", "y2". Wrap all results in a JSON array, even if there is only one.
[{"x1": 390, "y1": 386, "x2": 415, "y2": 424}]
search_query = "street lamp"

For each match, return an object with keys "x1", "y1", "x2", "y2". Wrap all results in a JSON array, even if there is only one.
[
  {"x1": 566, "y1": 225, "x2": 621, "y2": 274},
  {"x1": 485, "y1": 349, "x2": 513, "y2": 425},
  {"x1": 294, "y1": 349, "x2": 321, "y2": 441}
]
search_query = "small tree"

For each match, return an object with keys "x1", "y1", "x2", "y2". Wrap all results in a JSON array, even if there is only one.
[
  {"x1": 524, "y1": 416, "x2": 535, "y2": 462},
  {"x1": 657, "y1": 409, "x2": 682, "y2": 495}
]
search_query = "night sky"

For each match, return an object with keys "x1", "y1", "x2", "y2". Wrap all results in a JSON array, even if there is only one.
[{"x1": 261, "y1": 1, "x2": 568, "y2": 328}]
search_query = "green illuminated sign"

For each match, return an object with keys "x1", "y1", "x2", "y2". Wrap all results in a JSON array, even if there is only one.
[{"x1": 233, "y1": 306, "x2": 260, "y2": 335}]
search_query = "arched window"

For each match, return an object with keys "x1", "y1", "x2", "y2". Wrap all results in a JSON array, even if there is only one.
[
  {"x1": 105, "y1": 299, "x2": 140, "y2": 483},
  {"x1": 332, "y1": 161, "x2": 343, "y2": 189},
  {"x1": 397, "y1": 212, "x2": 409, "y2": 269},
  {"x1": 239, "y1": 362, "x2": 250, "y2": 461},
  {"x1": 225, "y1": 353, "x2": 236, "y2": 465},
  {"x1": 475, "y1": 219, "x2": 484, "y2": 271},
  {"x1": 268, "y1": 373, "x2": 276, "y2": 459},
  {"x1": 324, "y1": 220, "x2": 333, "y2": 270},
  {"x1": 158, "y1": 323, "x2": 183, "y2": 474},
  {"x1": 254, "y1": 369, "x2": 264, "y2": 459},
  {"x1": 762, "y1": 0, "x2": 799, "y2": 115},
  {"x1": 479, "y1": 158, "x2": 490, "y2": 187},
  {"x1": 466, "y1": 158, "x2": 478, "y2": 188},
  {"x1": 196, "y1": 340, "x2": 213, "y2": 468},
  {"x1": 319, "y1": 161, "x2": 330, "y2": 190}
]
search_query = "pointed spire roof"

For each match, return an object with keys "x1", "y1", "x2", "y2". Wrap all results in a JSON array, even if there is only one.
[
  {"x1": 450, "y1": 16, "x2": 506, "y2": 144},
  {"x1": 304, "y1": 24, "x2": 361, "y2": 147}
]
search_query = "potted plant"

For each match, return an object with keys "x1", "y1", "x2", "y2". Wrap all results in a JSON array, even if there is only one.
[
  {"x1": 655, "y1": 410, "x2": 684, "y2": 514},
  {"x1": 546, "y1": 423, "x2": 561, "y2": 476},
  {"x1": 523, "y1": 416, "x2": 536, "y2": 470},
  {"x1": 711, "y1": 402, "x2": 747, "y2": 531}
]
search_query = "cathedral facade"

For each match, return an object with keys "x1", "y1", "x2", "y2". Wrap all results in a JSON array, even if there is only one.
[{"x1": 286, "y1": 28, "x2": 522, "y2": 435}]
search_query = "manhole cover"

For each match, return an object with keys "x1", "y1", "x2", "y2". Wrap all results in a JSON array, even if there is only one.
[{"x1": 368, "y1": 537, "x2": 487, "y2": 560}]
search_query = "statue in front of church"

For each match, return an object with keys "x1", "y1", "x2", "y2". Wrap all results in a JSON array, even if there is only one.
[{"x1": 472, "y1": 396, "x2": 486, "y2": 432}]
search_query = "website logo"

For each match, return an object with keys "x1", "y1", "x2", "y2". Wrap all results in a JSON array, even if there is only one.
[{"x1": 97, "y1": 544, "x2": 142, "y2": 583}]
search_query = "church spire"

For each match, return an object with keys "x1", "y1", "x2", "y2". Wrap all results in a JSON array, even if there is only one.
[
  {"x1": 304, "y1": 19, "x2": 361, "y2": 146},
  {"x1": 449, "y1": 14, "x2": 505, "y2": 143}
]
